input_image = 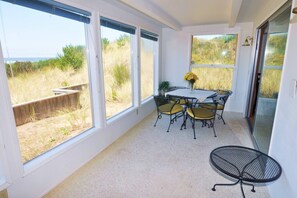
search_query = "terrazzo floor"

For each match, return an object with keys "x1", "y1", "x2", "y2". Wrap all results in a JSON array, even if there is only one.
[{"x1": 44, "y1": 112, "x2": 269, "y2": 198}]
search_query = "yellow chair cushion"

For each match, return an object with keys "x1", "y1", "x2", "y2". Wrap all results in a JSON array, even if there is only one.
[
  {"x1": 159, "y1": 103, "x2": 183, "y2": 115},
  {"x1": 178, "y1": 99, "x2": 186, "y2": 105},
  {"x1": 187, "y1": 108, "x2": 215, "y2": 119},
  {"x1": 200, "y1": 103, "x2": 224, "y2": 110},
  {"x1": 170, "y1": 98, "x2": 190, "y2": 105}
]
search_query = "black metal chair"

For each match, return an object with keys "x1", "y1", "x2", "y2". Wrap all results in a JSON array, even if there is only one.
[
  {"x1": 184, "y1": 98, "x2": 218, "y2": 139},
  {"x1": 200, "y1": 90, "x2": 232, "y2": 124},
  {"x1": 153, "y1": 95, "x2": 184, "y2": 132}
]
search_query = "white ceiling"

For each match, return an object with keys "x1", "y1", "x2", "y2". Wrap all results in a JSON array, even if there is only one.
[
  {"x1": 116, "y1": 0, "x2": 269, "y2": 30},
  {"x1": 148, "y1": 0, "x2": 232, "y2": 26}
]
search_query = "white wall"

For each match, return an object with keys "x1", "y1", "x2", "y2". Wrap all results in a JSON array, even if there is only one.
[
  {"x1": 268, "y1": 1, "x2": 297, "y2": 197},
  {"x1": 161, "y1": 23, "x2": 254, "y2": 113},
  {"x1": 3, "y1": 0, "x2": 162, "y2": 197}
]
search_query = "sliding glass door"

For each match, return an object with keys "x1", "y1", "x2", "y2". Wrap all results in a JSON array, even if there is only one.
[{"x1": 252, "y1": 5, "x2": 291, "y2": 153}]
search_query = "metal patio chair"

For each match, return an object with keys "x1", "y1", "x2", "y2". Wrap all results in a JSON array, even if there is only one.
[
  {"x1": 153, "y1": 95, "x2": 184, "y2": 132},
  {"x1": 200, "y1": 90, "x2": 232, "y2": 124},
  {"x1": 185, "y1": 98, "x2": 218, "y2": 139}
]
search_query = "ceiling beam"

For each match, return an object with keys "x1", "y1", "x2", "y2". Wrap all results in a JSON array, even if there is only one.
[
  {"x1": 118, "y1": 0, "x2": 181, "y2": 30},
  {"x1": 229, "y1": 0, "x2": 243, "y2": 27}
]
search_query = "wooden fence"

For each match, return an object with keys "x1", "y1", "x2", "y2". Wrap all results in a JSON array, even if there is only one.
[{"x1": 13, "y1": 83, "x2": 88, "y2": 126}]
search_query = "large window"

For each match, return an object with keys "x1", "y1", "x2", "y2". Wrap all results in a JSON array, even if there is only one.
[
  {"x1": 191, "y1": 34, "x2": 238, "y2": 90},
  {"x1": 0, "y1": 1, "x2": 93, "y2": 163},
  {"x1": 100, "y1": 18, "x2": 135, "y2": 118},
  {"x1": 140, "y1": 30, "x2": 158, "y2": 101}
]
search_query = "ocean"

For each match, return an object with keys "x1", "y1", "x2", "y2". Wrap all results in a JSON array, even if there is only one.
[{"x1": 4, "y1": 57, "x2": 54, "y2": 63}]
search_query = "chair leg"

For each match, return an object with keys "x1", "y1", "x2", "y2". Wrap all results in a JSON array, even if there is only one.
[
  {"x1": 192, "y1": 119, "x2": 196, "y2": 139},
  {"x1": 180, "y1": 113, "x2": 187, "y2": 130},
  {"x1": 167, "y1": 114, "x2": 172, "y2": 132},
  {"x1": 212, "y1": 179, "x2": 240, "y2": 191},
  {"x1": 242, "y1": 182, "x2": 256, "y2": 192},
  {"x1": 210, "y1": 120, "x2": 217, "y2": 137},
  {"x1": 218, "y1": 111, "x2": 226, "y2": 125},
  {"x1": 154, "y1": 112, "x2": 161, "y2": 127}
]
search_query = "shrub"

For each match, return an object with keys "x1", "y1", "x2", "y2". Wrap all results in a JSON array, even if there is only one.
[
  {"x1": 102, "y1": 38, "x2": 110, "y2": 50},
  {"x1": 58, "y1": 45, "x2": 85, "y2": 71},
  {"x1": 113, "y1": 64, "x2": 130, "y2": 87},
  {"x1": 5, "y1": 63, "x2": 13, "y2": 77},
  {"x1": 5, "y1": 61, "x2": 33, "y2": 77},
  {"x1": 116, "y1": 35, "x2": 130, "y2": 48},
  {"x1": 111, "y1": 88, "x2": 118, "y2": 101},
  {"x1": 5, "y1": 58, "x2": 60, "y2": 77},
  {"x1": 33, "y1": 58, "x2": 59, "y2": 70}
]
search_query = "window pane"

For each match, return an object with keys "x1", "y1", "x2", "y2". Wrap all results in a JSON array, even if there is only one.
[
  {"x1": 101, "y1": 26, "x2": 133, "y2": 118},
  {"x1": 191, "y1": 67, "x2": 233, "y2": 90},
  {"x1": 264, "y1": 33, "x2": 287, "y2": 67},
  {"x1": 140, "y1": 37, "x2": 155, "y2": 100},
  {"x1": 0, "y1": 2, "x2": 93, "y2": 163},
  {"x1": 191, "y1": 34, "x2": 237, "y2": 65},
  {"x1": 260, "y1": 33, "x2": 287, "y2": 98}
]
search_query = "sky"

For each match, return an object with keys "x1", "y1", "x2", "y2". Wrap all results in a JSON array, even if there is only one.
[
  {"x1": 0, "y1": 1, "x2": 86, "y2": 58},
  {"x1": 0, "y1": 1, "x2": 154, "y2": 58}
]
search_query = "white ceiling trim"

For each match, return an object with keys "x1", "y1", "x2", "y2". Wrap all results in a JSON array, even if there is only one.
[
  {"x1": 229, "y1": 0, "x2": 243, "y2": 27},
  {"x1": 118, "y1": 0, "x2": 181, "y2": 30}
]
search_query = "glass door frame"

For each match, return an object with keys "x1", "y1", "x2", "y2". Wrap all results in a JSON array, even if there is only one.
[
  {"x1": 246, "y1": 22, "x2": 269, "y2": 131},
  {"x1": 246, "y1": 1, "x2": 291, "y2": 152}
]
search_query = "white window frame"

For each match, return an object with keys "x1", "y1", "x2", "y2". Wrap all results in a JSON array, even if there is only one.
[
  {"x1": 190, "y1": 32, "x2": 241, "y2": 93},
  {"x1": 0, "y1": 3, "x2": 161, "y2": 190},
  {"x1": 0, "y1": 4, "x2": 99, "y2": 175},
  {"x1": 99, "y1": 16, "x2": 140, "y2": 122},
  {"x1": 139, "y1": 29, "x2": 159, "y2": 104},
  {"x1": 0, "y1": 41, "x2": 24, "y2": 189},
  {"x1": 21, "y1": 17, "x2": 101, "y2": 174}
]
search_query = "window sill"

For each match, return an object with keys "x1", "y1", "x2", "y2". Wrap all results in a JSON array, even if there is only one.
[
  {"x1": 106, "y1": 106, "x2": 137, "y2": 125},
  {"x1": 141, "y1": 96, "x2": 153, "y2": 104}
]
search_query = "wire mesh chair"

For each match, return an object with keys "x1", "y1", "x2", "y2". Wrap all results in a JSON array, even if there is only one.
[
  {"x1": 153, "y1": 95, "x2": 184, "y2": 132},
  {"x1": 200, "y1": 90, "x2": 232, "y2": 124},
  {"x1": 185, "y1": 98, "x2": 218, "y2": 139}
]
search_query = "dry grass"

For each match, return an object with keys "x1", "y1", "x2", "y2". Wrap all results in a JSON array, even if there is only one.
[
  {"x1": 17, "y1": 105, "x2": 92, "y2": 162},
  {"x1": 192, "y1": 67, "x2": 233, "y2": 90},
  {"x1": 192, "y1": 68, "x2": 282, "y2": 98},
  {"x1": 192, "y1": 67, "x2": 281, "y2": 98},
  {"x1": 9, "y1": 39, "x2": 155, "y2": 162},
  {"x1": 141, "y1": 48, "x2": 154, "y2": 100},
  {"x1": 8, "y1": 66, "x2": 89, "y2": 104},
  {"x1": 102, "y1": 42, "x2": 132, "y2": 118},
  {"x1": 8, "y1": 65, "x2": 92, "y2": 162},
  {"x1": 260, "y1": 69, "x2": 282, "y2": 98},
  {"x1": 102, "y1": 40, "x2": 153, "y2": 117}
]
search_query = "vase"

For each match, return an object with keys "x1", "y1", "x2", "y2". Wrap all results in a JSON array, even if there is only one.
[{"x1": 189, "y1": 83, "x2": 194, "y2": 93}]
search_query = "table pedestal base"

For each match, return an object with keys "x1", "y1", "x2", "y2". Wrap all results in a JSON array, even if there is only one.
[{"x1": 212, "y1": 179, "x2": 255, "y2": 198}]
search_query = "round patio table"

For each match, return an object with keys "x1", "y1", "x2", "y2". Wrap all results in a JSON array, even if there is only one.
[{"x1": 210, "y1": 145, "x2": 282, "y2": 198}]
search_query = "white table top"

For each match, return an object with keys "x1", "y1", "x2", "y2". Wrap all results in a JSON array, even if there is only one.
[{"x1": 165, "y1": 89, "x2": 216, "y2": 102}]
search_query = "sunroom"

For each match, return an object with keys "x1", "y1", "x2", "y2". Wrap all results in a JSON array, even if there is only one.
[{"x1": 0, "y1": 0, "x2": 296, "y2": 197}]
